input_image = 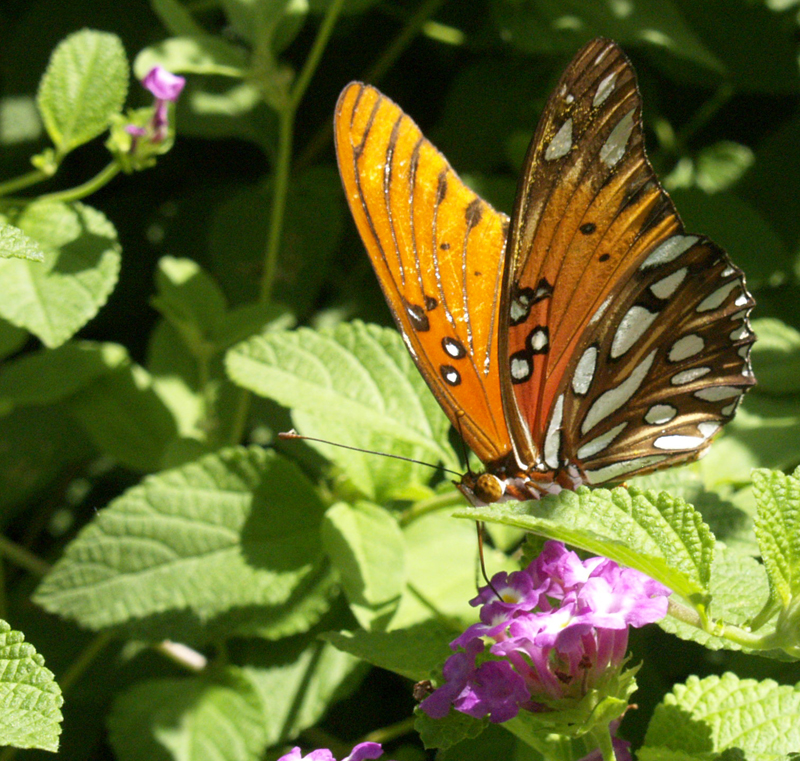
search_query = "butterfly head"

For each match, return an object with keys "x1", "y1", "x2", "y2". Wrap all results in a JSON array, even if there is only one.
[{"x1": 457, "y1": 471, "x2": 505, "y2": 506}]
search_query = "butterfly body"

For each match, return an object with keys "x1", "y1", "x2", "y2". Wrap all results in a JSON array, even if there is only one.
[{"x1": 334, "y1": 39, "x2": 755, "y2": 506}]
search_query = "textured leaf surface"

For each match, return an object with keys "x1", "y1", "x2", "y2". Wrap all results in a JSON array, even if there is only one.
[
  {"x1": 226, "y1": 322, "x2": 457, "y2": 500},
  {"x1": 108, "y1": 668, "x2": 266, "y2": 761},
  {"x1": 0, "y1": 222, "x2": 44, "y2": 262},
  {"x1": 458, "y1": 486, "x2": 715, "y2": 604},
  {"x1": 0, "y1": 202, "x2": 121, "y2": 348},
  {"x1": 0, "y1": 620, "x2": 63, "y2": 752},
  {"x1": 34, "y1": 447, "x2": 326, "y2": 631},
  {"x1": 415, "y1": 709, "x2": 486, "y2": 753},
  {"x1": 752, "y1": 469, "x2": 800, "y2": 606},
  {"x1": 322, "y1": 501, "x2": 406, "y2": 630},
  {"x1": 37, "y1": 29, "x2": 128, "y2": 154},
  {"x1": 749, "y1": 318, "x2": 800, "y2": 395},
  {"x1": 643, "y1": 673, "x2": 800, "y2": 758}
]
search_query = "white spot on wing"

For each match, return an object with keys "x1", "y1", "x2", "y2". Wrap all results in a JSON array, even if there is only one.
[
  {"x1": 645, "y1": 404, "x2": 677, "y2": 425},
  {"x1": 697, "y1": 281, "x2": 738, "y2": 312},
  {"x1": 582, "y1": 350, "x2": 656, "y2": 434},
  {"x1": 611, "y1": 305, "x2": 658, "y2": 358},
  {"x1": 544, "y1": 394, "x2": 565, "y2": 469},
  {"x1": 565, "y1": 93, "x2": 575, "y2": 104},
  {"x1": 510, "y1": 300, "x2": 527, "y2": 323},
  {"x1": 593, "y1": 72, "x2": 617, "y2": 107},
  {"x1": 731, "y1": 325, "x2": 750, "y2": 341},
  {"x1": 511, "y1": 356, "x2": 531, "y2": 381},
  {"x1": 530, "y1": 329, "x2": 548, "y2": 352},
  {"x1": 589, "y1": 293, "x2": 614, "y2": 325},
  {"x1": 545, "y1": 119, "x2": 573, "y2": 161},
  {"x1": 654, "y1": 434, "x2": 705, "y2": 450},
  {"x1": 735, "y1": 293, "x2": 750, "y2": 307},
  {"x1": 572, "y1": 346, "x2": 598, "y2": 395},
  {"x1": 721, "y1": 401, "x2": 738, "y2": 416},
  {"x1": 671, "y1": 367, "x2": 711, "y2": 385},
  {"x1": 577, "y1": 422, "x2": 627, "y2": 460},
  {"x1": 698, "y1": 422, "x2": 720, "y2": 439},
  {"x1": 695, "y1": 386, "x2": 742, "y2": 402},
  {"x1": 641, "y1": 235, "x2": 698, "y2": 270},
  {"x1": 650, "y1": 268, "x2": 687, "y2": 299},
  {"x1": 585, "y1": 454, "x2": 667, "y2": 484},
  {"x1": 599, "y1": 109, "x2": 635, "y2": 167},
  {"x1": 668, "y1": 334, "x2": 704, "y2": 363}
]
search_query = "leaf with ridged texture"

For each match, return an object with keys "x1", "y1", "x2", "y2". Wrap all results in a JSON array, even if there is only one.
[
  {"x1": 455, "y1": 486, "x2": 714, "y2": 606},
  {"x1": 322, "y1": 501, "x2": 406, "y2": 631},
  {"x1": 658, "y1": 547, "x2": 771, "y2": 653},
  {"x1": 0, "y1": 222, "x2": 44, "y2": 261},
  {"x1": 0, "y1": 202, "x2": 121, "y2": 348},
  {"x1": 37, "y1": 29, "x2": 128, "y2": 154},
  {"x1": 34, "y1": 447, "x2": 326, "y2": 633},
  {"x1": 226, "y1": 322, "x2": 458, "y2": 501},
  {"x1": 324, "y1": 621, "x2": 455, "y2": 682},
  {"x1": 233, "y1": 636, "x2": 362, "y2": 747},
  {"x1": 415, "y1": 709, "x2": 487, "y2": 753},
  {"x1": 0, "y1": 620, "x2": 63, "y2": 752},
  {"x1": 107, "y1": 668, "x2": 267, "y2": 761},
  {"x1": 752, "y1": 469, "x2": 800, "y2": 607},
  {"x1": 641, "y1": 673, "x2": 800, "y2": 759},
  {"x1": 749, "y1": 318, "x2": 800, "y2": 395}
]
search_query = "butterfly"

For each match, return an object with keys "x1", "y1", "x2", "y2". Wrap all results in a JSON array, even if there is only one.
[{"x1": 333, "y1": 38, "x2": 755, "y2": 506}]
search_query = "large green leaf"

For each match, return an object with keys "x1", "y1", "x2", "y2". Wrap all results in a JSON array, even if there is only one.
[
  {"x1": 0, "y1": 620, "x2": 64, "y2": 752},
  {"x1": 0, "y1": 202, "x2": 121, "y2": 348},
  {"x1": 226, "y1": 321, "x2": 457, "y2": 501},
  {"x1": 36, "y1": 29, "x2": 128, "y2": 155},
  {"x1": 34, "y1": 447, "x2": 328, "y2": 636},
  {"x1": 748, "y1": 318, "x2": 800, "y2": 396},
  {"x1": 0, "y1": 222, "x2": 45, "y2": 262}
]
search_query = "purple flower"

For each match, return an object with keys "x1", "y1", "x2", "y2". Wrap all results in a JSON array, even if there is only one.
[
  {"x1": 125, "y1": 66, "x2": 186, "y2": 146},
  {"x1": 142, "y1": 67, "x2": 186, "y2": 102},
  {"x1": 277, "y1": 742, "x2": 390, "y2": 761},
  {"x1": 419, "y1": 542, "x2": 670, "y2": 723}
]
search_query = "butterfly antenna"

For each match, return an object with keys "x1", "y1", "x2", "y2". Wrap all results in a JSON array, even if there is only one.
[{"x1": 278, "y1": 430, "x2": 462, "y2": 478}]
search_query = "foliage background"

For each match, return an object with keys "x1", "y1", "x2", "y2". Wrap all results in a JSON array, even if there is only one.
[{"x1": 3, "y1": 0, "x2": 800, "y2": 759}]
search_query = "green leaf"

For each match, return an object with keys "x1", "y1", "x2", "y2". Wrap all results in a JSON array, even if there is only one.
[
  {"x1": 642, "y1": 673, "x2": 800, "y2": 757},
  {"x1": 415, "y1": 709, "x2": 487, "y2": 753},
  {"x1": 0, "y1": 201, "x2": 121, "y2": 348},
  {"x1": 134, "y1": 36, "x2": 248, "y2": 79},
  {"x1": 68, "y1": 361, "x2": 178, "y2": 472},
  {"x1": 37, "y1": 29, "x2": 128, "y2": 155},
  {"x1": 324, "y1": 621, "x2": 454, "y2": 682},
  {"x1": 437, "y1": 722, "x2": 545, "y2": 761},
  {"x1": 0, "y1": 319, "x2": 28, "y2": 362},
  {"x1": 0, "y1": 222, "x2": 45, "y2": 262},
  {"x1": 150, "y1": 0, "x2": 209, "y2": 36},
  {"x1": 322, "y1": 501, "x2": 406, "y2": 630},
  {"x1": 725, "y1": 395, "x2": 800, "y2": 472},
  {"x1": 749, "y1": 318, "x2": 800, "y2": 395},
  {"x1": 225, "y1": 321, "x2": 457, "y2": 501},
  {"x1": 0, "y1": 341, "x2": 128, "y2": 412},
  {"x1": 658, "y1": 547, "x2": 770, "y2": 652},
  {"x1": 214, "y1": 302, "x2": 295, "y2": 351},
  {"x1": 34, "y1": 447, "x2": 327, "y2": 633},
  {"x1": 694, "y1": 141, "x2": 755, "y2": 194},
  {"x1": 235, "y1": 635, "x2": 363, "y2": 747},
  {"x1": 752, "y1": 469, "x2": 800, "y2": 607},
  {"x1": 455, "y1": 486, "x2": 715, "y2": 607},
  {"x1": 0, "y1": 620, "x2": 64, "y2": 752},
  {"x1": 108, "y1": 668, "x2": 267, "y2": 761},
  {"x1": 492, "y1": 0, "x2": 723, "y2": 72}
]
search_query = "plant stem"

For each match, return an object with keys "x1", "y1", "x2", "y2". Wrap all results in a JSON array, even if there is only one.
[
  {"x1": 399, "y1": 490, "x2": 464, "y2": 526},
  {"x1": 360, "y1": 716, "x2": 417, "y2": 745},
  {"x1": 0, "y1": 169, "x2": 50, "y2": 198},
  {"x1": 37, "y1": 162, "x2": 121, "y2": 204},
  {"x1": 677, "y1": 83, "x2": 734, "y2": 148},
  {"x1": 0, "y1": 534, "x2": 51, "y2": 577}
]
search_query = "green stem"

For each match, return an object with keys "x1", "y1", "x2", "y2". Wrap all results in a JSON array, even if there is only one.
[
  {"x1": 37, "y1": 162, "x2": 121, "y2": 204},
  {"x1": 399, "y1": 490, "x2": 464, "y2": 526},
  {"x1": 58, "y1": 631, "x2": 114, "y2": 693},
  {"x1": 0, "y1": 169, "x2": 50, "y2": 198},
  {"x1": 360, "y1": 716, "x2": 417, "y2": 745},
  {"x1": 0, "y1": 534, "x2": 51, "y2": 577},
  {"x1": 676, "y1": 83, "x2": 734, "y2": 148}
]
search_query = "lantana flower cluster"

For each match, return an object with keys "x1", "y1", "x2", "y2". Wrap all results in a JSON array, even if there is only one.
[{"x1": 420, "y1": 541, "x2": 670, "y2": 724}]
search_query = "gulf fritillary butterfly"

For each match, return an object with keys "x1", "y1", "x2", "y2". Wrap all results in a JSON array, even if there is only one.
[{"x1": 334, "y1": 38, "x2": 755, "y2": 506}]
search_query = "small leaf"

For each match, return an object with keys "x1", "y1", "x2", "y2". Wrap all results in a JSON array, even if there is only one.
[
  {"x1": 37, "y1": 29, "x2": 128, "y2": 155},
  {"x1": 456, "y1": 486, "x2": 715, "y2": 607},
  {"x1": 235, "y1": 636, "x2": 362, "y2": 746},
  {"x1": 0, "y1": 341, "x2": 128, "y2": 411},
  {"x1": 324, "y1": 621, "x2": 455, "y2": 682},
  {"x1": 752, "y1": 469, "x2": 800, "y2": 606},
  {"x1": 0, "y1": 201, "x2": 121, "y2": 348},
  {"x1": 108, "y1": 668, "x2": 267, "y2": 761},
  {"x1": 34, "y1": 447, "x2": 327, "y2": 634},
  {"x1": 0, "y1": 222, "x2": 44, "y2": 262},
  {"x1": 0, "y1": 620, "x2": 64, "y2": 752},
  {"x1": 134, "y1": 36, "x2": 248, "y2": 79},
  {"x1": 694, "y1": 141, "x2": 755, "y2": 194},
  {"x1": 749, "y1": 318, "x2": 800, "y2": 395},
  {"x1": 322, "y1": 501, "x2": 406, "y2": 630},
  {"x1": 643, "y1": 673, "x2": 800, "y2": 757},
  {"x1": 415, "y1": 709, "x2": 486, "y2": 753},
  {"x1": 226, "y1": 322, "x2": 457, "y2": 501}
]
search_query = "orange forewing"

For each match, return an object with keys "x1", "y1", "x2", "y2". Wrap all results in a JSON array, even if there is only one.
[{"x1": 334, "y1": 83, "x2": 515, "y2": 466}]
